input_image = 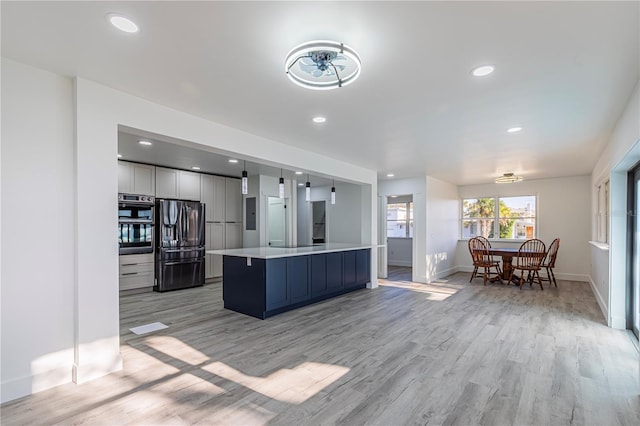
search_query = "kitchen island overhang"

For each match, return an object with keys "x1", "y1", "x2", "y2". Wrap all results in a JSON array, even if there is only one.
[{"x1": 207, "y1": 243, "x2": 373, "y2": 319}]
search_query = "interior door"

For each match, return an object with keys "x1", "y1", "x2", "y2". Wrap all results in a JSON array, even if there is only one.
[{"x1": 268, "y1": 196, "x2": 287, "y2": 247}]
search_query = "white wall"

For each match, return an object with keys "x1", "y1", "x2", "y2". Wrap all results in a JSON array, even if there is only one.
[
  {"x1": 425, "y1": 177, "x2": 459, "y2": 281},
  {"x1": 0, "y1": 60, "x2": 379, "y2": 403},
  {"x1": 388, "y1": 238, "x2": 412, "y2": 266},
  {"x1": 590, "y1": 80, "x2": 640, "y2": 328},
  {"x1": 297, "y1": 182, "x2": 365, "y2": 245},
  {"x1": 328, "y1": 183, "x2": 363, "y2": 244},
  {"x1": 456, "y1": 176, "x2": 592, "y2": 282},
  {"x1": 1, "y1": 59, "x2": 75, "y2": 401}
]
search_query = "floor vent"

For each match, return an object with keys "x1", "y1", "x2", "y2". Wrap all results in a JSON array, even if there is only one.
[{"x1": 129, "y1": 322, "x2": 168, "y2": 335}]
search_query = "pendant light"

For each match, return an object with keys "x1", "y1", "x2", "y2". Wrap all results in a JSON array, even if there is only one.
[
  {"x1": 279, "y1": 169, "x2": 285, "y2": 198},
  {"x1": 331, "y1": 180, "x2": 336, "y2": 205},
  {"x1": 241, "y1": 160, "x2": 248, "y2": 195},
  {"x1": 305, "y1": 174, "x2": 311, "y2": 202}
]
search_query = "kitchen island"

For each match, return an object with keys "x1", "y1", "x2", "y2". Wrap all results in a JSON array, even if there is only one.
[{"x1": 207, "y1": 243, "x2": 371, "y2": 319}]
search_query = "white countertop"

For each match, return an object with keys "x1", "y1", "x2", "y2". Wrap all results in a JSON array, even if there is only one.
[{"x1": 206, "y1": 243, "x2": 374, "y2": 259}]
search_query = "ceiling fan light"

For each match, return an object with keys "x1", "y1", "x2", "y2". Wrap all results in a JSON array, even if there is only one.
[
  {"x1": 495, "y1": 173, "x2": 523, "y2": 184},
  {"x1": 285, "y1": 40, "x2": 361, "y2": 90}
]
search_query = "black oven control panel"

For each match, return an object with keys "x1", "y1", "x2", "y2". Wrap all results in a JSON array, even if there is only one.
[{"x1": 118, "y1": 193, "x2": 155, "y2": 205}]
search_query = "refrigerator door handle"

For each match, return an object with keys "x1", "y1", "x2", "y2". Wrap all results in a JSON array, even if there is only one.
[
  {"x1": 163, "y1": 259, "x2": 203, "y2": 266},
  {"x1": 162, "y1": 247, "x2": 205, "y2": 253}
]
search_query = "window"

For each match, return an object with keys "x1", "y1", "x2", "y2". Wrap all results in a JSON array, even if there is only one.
[
  {"x1": 462, "y1": 195, "x2": 536, "y2": 240},
  {"x1": 387, "y1": 202, "x2": 413, "y2": 238},
  {"x1": 596, "y1": 180, "x2": 609, "y2": 243}
]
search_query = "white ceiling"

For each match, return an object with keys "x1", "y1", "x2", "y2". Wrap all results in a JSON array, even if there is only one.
[{"x1": 2, "y1": 1, "x2": 638, "y2": 185}]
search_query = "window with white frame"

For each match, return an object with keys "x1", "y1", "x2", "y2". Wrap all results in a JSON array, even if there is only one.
[
  {"x1": 462, "y1": 196, "x2": 537, "y2": 239},
  {"x1": 596, "y1": 180, "x2": 609, "y2": 243},
  {"x1": 387, "y1": 201, "x2": 414, "y2": 238}
]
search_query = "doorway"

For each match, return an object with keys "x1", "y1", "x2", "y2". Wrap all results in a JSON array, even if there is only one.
[
  {"x1": 386, "y1": 195, "x2": 413, "y2": 282},
  {"x1": 312, "y1": 200, "x2": 326, "y2": 243},
  {"x1": 268, "y1": 196, "x2": 289, "y2": 247}
]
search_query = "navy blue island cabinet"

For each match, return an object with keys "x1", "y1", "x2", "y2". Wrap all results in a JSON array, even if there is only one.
[{"x1": 222, "y1": 249, "x2": 370, "y2": 319}]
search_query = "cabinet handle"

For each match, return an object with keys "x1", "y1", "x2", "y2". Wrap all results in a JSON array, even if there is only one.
[
  {"x1": 122, "y1": 272, "x2": 138, "y2": 276},
  {"x1": 121, "y1": 263, "x2": 138, "y2": 266}
]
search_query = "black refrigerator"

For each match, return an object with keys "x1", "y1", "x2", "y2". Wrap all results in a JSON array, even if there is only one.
[{"x1": 155, "y1": 199, "x2": 205, "y2": 292}]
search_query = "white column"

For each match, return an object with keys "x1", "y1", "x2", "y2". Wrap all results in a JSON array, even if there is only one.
[{"x1": 72, "y1": 78, "x2": 122, "y2": 383}]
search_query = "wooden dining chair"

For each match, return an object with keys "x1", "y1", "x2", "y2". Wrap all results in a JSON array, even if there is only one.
[
  {"x1": 477, "y1": 235, "x2": 491, "y2": 248},
  {"x1": 541, "y1": 238, "x2": 560, "y2": 288},
  {"x1": 468, "y1": 237, "x2": 503, "y2": 285},
  {"x1": 510, "y1": 239, "x2": 546, "y2": 290}
]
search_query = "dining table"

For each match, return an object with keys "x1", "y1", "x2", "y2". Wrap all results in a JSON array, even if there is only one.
[{"x1": 484, "y1": 247, "x2": 546, "y2": 285}]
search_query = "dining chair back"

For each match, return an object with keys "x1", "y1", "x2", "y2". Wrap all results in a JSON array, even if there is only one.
[
  {"x1": 542, "y1": 238, "x2": 560, "y2": 287},
  {"x1": 512, "y1": 239, "x2": 546, "y2": 290},
  {"x1": 477, "y1": 235, "x2": 491, "y2": 248},
  {"x1": 468, "y1": 237, "x2": 503, "y2": 286}
]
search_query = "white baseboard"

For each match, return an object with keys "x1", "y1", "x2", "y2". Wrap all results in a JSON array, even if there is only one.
[
  {"x1": 388, "y1": 261, "x2": 412, "y2": 267},
  {"x1": 588, "y1": 276, "x2": 609, "y2": 323},
  {"x1": 610, "y1": 315, "x2": 627, "y2": 330},
  {"x1": 429, "y1": 266, "x2": 459, "y2": 282},
  {"x1": 555, "y1": 272, "x2": 589, "y2": 282},
  {"x1": 1, "y1": 365, "x2": 72, "y2": 404},
  {"x1": 73, "y1": 352, "x2": 123, "y2": 385}
]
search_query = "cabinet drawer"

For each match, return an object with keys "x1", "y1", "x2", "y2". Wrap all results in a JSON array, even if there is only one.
[
  {"x1": 119, "y1": 253, "x2": 153, "y2": 266},
  {"x1": 119, "y1": 262, "x2": 153, "y2": 276},
  {"x1": 120, "y1": 271, "x2": 154, "y2": 290}
]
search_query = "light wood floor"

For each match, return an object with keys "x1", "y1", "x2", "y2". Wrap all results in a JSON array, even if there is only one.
[{"x1": 2, "y1": 273, "x2": 639, "y2": 425}]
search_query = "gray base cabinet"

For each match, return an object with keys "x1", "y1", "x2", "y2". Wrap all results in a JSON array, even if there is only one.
[{"x1": 223, "y1": 249, "x2": 370, "y2": 319}]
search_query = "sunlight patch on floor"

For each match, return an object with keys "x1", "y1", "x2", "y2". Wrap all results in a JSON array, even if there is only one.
[
  {"x1": 379, "y1": 280, "x2": 461, "y2": 301},
  {"x1": 203, "y1": 361, "x2": 350, "y2": 404},
  {"x1": 144, "y1": 335, "x2": 210, "y2": 365},
  {"x1": 207, "y1": 402, "x2": 277, "y2": 425}
]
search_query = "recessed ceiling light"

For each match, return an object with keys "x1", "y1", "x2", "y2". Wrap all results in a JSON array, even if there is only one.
[
  {"x1": 228, "y1": 159, "x2": 238, "y2": 163},
  {"x1": 107, "y1": 13, "x2": 139, "y2": 33},
  {"x1": 295, "y1": 171, "x2": 303, "y2": 175},
  {"x1": 387, "y1": 173, "x2": 395, "y2": 178},
  {"x1": 192, "y1": 166, "x2": 201, "y2": 170},
  {"x1": 138, "y1": 140, "x2": 152, "y2": 146},
  {"x1": 117, "y1": 154, "x2": 122, "y2": 158},
  {"x1": 312, "y1": 116, "x2": 327, "y2": 124},
  {"x1": 298, "y1": 183, "x2": 305, "y2": 186},
  {"x1": 390, "y1": 195, "x2": 398, "y2": 198},
  {"x1": 507, "y1": 127, "x2": 523, "y2": 133},
  {"x1": 471, "y1": 65, "x2": 495, "y2": 77}
]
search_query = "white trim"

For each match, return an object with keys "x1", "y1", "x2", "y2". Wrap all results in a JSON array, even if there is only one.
[
  {"x1": 553, "y1": 273, "x2": 590, "y2": 282},
  {"x1": 431, "y1": 266, "x2": 459, "y2": 282},
  {"x1": 610, "y1": 315, "x2": 627, "y2": 330},
  {"x1": 588, "y1": 240, "x2": 610, "y2": 251},
  {"x1": 72, "y1": 353, "x2": 123, "y2": 385},
  {"x1": 388, "y1": 260, "x2": 412, "y2": 267},
  {"x1": 1, "y1": 365, "x2": 73, "y2": 404},
  {"x1": 588, "y1": 276, "x2": 608, "y2": 323}
]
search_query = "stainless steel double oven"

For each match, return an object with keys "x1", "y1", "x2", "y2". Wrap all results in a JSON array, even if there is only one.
[{"x1": 118, "y1": 193, "x2": 154, "y2": 254}]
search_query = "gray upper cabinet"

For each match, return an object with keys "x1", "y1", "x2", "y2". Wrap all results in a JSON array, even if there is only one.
[
  {"x1": 212, "y1": 176, "x2": 226, "y2": 222},
  {"x1": 155, "y1": 167, "x2": 201, "y2": 201},
  {"x1": 155, "y1": 167, "x2": 179, "y2": 199},
  {"x1": 178, "y1": 170, "x2": 201, "y2": 201},
  {"x1": 225, "y1": 178, "x2": 242, "y2": 223},
  {"x1": 201, "y1": 174, "x2": 215, "y2": 222},
  {"x1": 118, "y1": 161, "x2": 155, "y2": 196}
]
